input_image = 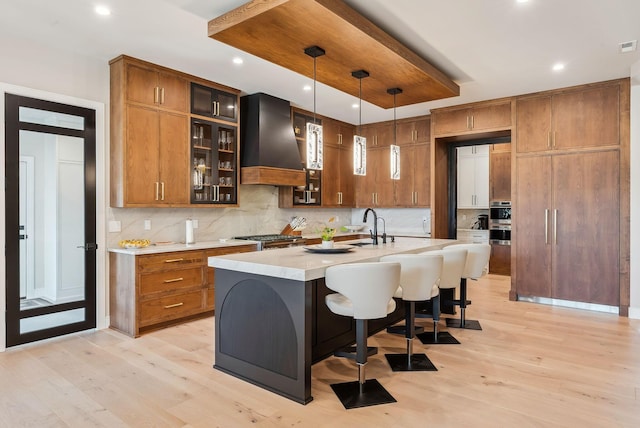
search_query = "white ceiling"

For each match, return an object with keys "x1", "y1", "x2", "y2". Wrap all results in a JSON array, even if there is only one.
[{"x1": 2, "y1": 0, "x2": 639, "y2": 124}]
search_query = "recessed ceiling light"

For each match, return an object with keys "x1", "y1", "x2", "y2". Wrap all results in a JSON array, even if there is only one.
[
  {"x1": 552, "y1": 63, "x2": 565, "y2": 71},
  {"x1": 232, "y1": 57, "x2": 243, "y2": 65},
  {"x1": 303, "y1": 85, "x2": 312, "y2": 91},
  {"x1": 516, "y1": 0, "x2": 529, "y2": 3},
  {"x1": 352, "y1": 103, "x2": 359, "y2": 109},
  {"x1": 95, "y1": 5, "x2": 111, "y2": 16}
]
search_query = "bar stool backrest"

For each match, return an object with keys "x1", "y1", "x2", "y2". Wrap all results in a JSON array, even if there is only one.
[
  {"x1": 325, "y1": 262, "x2": 401, "y2": 320},
  {"x1": 380, "y1": 254, "x2": 443, "y2": 301},
  {"x1": 420, "y1": 248, "x2": 467, "y2": 290},
  {"x1": 444, "y1": 243, "x2": 491, "y2": 279}
]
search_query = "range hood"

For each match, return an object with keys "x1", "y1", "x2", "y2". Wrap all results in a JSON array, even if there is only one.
[{"x1": 240, "y1": 93, "x2": 306, "y2": 186}]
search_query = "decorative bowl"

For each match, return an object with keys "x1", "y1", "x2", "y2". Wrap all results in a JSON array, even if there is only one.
[{"x1": 119, "y1": 239, "x2": 151, "y2": 249}]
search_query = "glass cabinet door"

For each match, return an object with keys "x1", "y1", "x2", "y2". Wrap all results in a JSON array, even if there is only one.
[
  {"x1": 191, "y1": 83, "x2": 237, "y2": 123},
  {"x1": 190, "y1": 118, "x2": 237, "y2": 204}
]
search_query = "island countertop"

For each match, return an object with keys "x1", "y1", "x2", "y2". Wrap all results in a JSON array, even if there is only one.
[{"x1": 208, "y1": 237, "x2": 454, "y2": 282}]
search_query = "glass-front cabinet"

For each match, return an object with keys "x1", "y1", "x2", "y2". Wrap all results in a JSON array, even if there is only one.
[
  {"x1": 191, "y1": 83, "x2": 238, "y2": 123},
  {"x1": 291, "y1": 110, "x2": 321, "y2": 206},
  {"x1": 190, "y1": 117, "x2": 237, "y2": 204}
]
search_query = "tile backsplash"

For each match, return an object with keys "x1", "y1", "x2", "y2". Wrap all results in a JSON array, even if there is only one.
[{"x1": 107, "y1": 185, "x2": 430, "y2": 247}]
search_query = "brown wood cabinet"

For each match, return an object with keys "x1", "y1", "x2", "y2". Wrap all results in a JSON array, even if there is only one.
[
  {"x1": 433, "y1": 100, "x2": 511, "y2": 136},
  {"x1": 490, "y1": 143, "x2": 511, "y2": 201},
  {"x1": 110, "y1": 55, "x2": 240, "y2": 208},
  {"x1": 355, "y1": 146, "x2": 394, "y2": 207},
  {"x1": 109, "y1": 244, "x2": 257, "y2": 337},
  {"x1": 360, "y1": 122, "x2": 393, "y2": 147},
  {"x1": 321, "y1": 118, "x2": 355, "y2": 207},
  {"x1": 111, "y1": 56, "x2": 191, "y2": 207},
  {"x1": 516, "y1": 83, "x2": 620, "y2": 153},
  {"x1": 514, "y1": 150, "x2": 619, "y2": 305}
]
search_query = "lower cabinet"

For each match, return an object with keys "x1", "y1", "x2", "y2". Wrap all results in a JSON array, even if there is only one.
[{"x1": 109, "y1": 244, "x2": 257, "y2": 337}]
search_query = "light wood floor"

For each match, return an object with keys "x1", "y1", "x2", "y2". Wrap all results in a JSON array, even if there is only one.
[{"x1": 1, "y1": 275, "x2": 639, "y2": 427}]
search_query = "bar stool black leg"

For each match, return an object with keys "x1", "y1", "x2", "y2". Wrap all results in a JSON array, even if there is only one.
[
  {"x1": 417, "y1": 294, "x2": 461, "y2": 344},
  {"x1": 385, "y1": 302, "x2": 437, "y2": 371},
  {"x1": 446, "y1": 278, "x2": 482, "y2": 330},
  {"x1": 330, "y1": 319, "x2": 396, "y2": 409}
]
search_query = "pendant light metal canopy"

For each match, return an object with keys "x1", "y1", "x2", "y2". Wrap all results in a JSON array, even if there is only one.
[
  {"x1": 353, "y1": 69, "x2": 369, "y2": 176},
  {"x1": 305, "y1": 45, "x2": 325, "y2": 170},
  {"x1": 388, "y1": 87, "x2": 402, "y2": 180}
]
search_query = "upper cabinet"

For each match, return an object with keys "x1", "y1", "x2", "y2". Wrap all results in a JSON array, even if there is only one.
[
  {"x1": 125, "y1": 62, "x2": 189, "y2": 112},
  {"x1": 490, "y1": 143, "x2": 511, "y2": 202},
  {"x1": 359, "y1": 122, "x2": 393, "y2": 147},
  {"x1": 516, "y1": 82, "x2": 620, "y2": 153},
  {"x1": 191, "y1": 83, "x2": 238, "y2": 123},
  {"x1": 110, "y1": 55, "x2": 240, "y2": 208},
  {"x1": 433, "y1": 100, "x2": 512, "y2": 136},
  {"x1": 457, "y1": 145, "x2": 489, "y2": 209}
]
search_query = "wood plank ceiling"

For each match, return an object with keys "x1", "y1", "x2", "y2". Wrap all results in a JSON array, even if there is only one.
[{"x1": 208, "y1": 0, "x2": 460, "y2": 109}]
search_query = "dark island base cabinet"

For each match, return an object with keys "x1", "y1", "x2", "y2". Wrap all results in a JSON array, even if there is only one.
[{"x1": 214, "y1": 270, "x2": 406, "y2": 404}]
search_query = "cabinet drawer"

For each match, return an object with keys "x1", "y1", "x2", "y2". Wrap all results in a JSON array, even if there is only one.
[
  {"x1": 139, "y1": 290, "x2": 203, "y2": 326},
  {"x1": 138, "y1": 251, "x2": 204, "y2": 272},
  {"x1": 139, "y1": 266, "x2": 204, "y2": 296}
]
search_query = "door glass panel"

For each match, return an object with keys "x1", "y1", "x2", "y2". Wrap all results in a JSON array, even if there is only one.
[
  {"x1": 20, "y1": 309, "x2": 86, "y2": 334},
  {"x1": 18, "y1": 129, "x2": 85, "y2": 311},
  {"x1": 19, "y1": 106, "x2": 85, "y2": 130}
]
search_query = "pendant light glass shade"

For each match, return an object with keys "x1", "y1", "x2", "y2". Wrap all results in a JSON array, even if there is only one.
[
  {"x1": 304, "y1": 46, "x2": 325, "y2": 170},
  {"x1": 388, "y1": 88, "x2": 402, "y2": 180},
  {"x1": 352, "y1": 70, "x2": 369, "y2": 176}
]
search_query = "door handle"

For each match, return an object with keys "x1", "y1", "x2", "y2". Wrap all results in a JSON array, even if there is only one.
[
  {"x1": 544, "y1": 209, "x2": 549, "y2": 244},
  {"x1": 553, "y1": 209, "x2": 558, "y2": 244},
  {"x1": 77, "y1": 243, "x2": 98, "y2": 250}
]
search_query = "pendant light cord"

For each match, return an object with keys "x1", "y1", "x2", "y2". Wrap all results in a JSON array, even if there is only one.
[
  {"x1": 313, "y1": 56, "x2": 317, "y2": 124},
  {"x1": 358, "y1": 77, "x2": 362, "y2": 134},
  {"x1": 393, "y1": 91, "x2": 397, "y2": 145}
]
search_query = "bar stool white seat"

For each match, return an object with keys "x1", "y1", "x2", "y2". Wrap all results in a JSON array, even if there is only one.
[
  {"x1": 325, "y1": 261, "x2": 401, "y2": 409},
  {"x1": 443, "y1": 243, "x2": 491, "y2": 330},
  {"x1": 380, "y1": 254, "x2": 443, "y2": 371},
  {"x1": 416, "y1": 248, "x2": 467, "y2": 345}
]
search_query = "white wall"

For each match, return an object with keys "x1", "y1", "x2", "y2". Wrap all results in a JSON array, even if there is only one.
[{"x1": 629, "y1": 60, "x2": 640, "y2": 319}]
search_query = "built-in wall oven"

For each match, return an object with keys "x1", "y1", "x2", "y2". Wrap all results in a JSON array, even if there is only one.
[{"x1": 489, "y1": 201, "x2": 511, "y2": 245}]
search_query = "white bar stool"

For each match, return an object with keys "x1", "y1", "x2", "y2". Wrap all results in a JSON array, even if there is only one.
[
  {"x1": 416, "y1": 248, "x2": 467, "y2": 345},
  {"x1": 325, "y1": 261, "x2": 400, "y2": 409},
  {"x1": 443, "y1": 243, "x2": 491, "y2": 330},
  {"x1": 380, "y1": 254, "x2": 443, "y2": 371}
]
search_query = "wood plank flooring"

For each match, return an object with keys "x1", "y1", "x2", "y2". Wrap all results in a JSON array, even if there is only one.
[{"x1": 1, "y1": 275, "x2": 639, "y2": 427}]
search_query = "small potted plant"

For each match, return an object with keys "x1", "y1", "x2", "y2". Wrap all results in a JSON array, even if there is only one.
[{"x1": 320, "y1": 217, "x2": 337, "y2": 248}]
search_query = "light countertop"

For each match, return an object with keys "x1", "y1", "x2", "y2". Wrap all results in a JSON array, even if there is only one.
[
  {"x1": 108, "y1": 239, "x2": 259, "y2": 255},
  {"x1": 208, "y1": 237, "x2": 455, "y2": 282}
]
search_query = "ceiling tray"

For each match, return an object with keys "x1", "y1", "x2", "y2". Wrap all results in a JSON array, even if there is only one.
[{"x1": 208, "y1": 0, "x2": 460, "y2": 109}]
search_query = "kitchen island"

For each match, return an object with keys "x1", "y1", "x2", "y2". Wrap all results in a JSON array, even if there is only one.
[{"x1": 208, "y1": 237, "x2": 454, "y2": 404}]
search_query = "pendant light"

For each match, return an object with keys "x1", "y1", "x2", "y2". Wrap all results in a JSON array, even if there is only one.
[
  {"x1": 388, "y1": 87, "x2": 402, "y2": 180},
  {"x1": 352, "y1": 69, "x2": 369, "y2": 176},
  {"x1": 304, "y1": 46, "x2": 325, "y2": 170}
]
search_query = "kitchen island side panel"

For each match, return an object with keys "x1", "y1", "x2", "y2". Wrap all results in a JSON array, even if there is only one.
[{"x1": 214, "y1": 269, "x2": 312, "y2": 404}]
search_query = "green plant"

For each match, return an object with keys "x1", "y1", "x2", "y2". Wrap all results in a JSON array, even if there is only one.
[{"x1": 320, "y1": 217, "x2": 336, "y2": 241}]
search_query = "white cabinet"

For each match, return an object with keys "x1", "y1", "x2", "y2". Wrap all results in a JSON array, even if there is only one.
[{"x1": 457, "y1": 145, "x2": 489, "y2": 208}]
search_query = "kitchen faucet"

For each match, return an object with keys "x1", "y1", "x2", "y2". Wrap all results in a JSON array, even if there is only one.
[{"x1": 363, "y1": 208, "x2": 378, "y2": 245}]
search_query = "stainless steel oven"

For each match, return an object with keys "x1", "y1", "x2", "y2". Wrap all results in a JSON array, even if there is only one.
[{"x1": 490, "y1": 201, "x2": 511, "y2": 245}]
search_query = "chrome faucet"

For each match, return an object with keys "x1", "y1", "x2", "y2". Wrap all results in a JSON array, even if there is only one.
[{"x1": 363, "y1": 208, "x2": 378, "y2": 245}]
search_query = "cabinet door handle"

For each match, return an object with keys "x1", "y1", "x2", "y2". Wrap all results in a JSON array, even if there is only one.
[
  {"x1": 164, "y1": 302, "x2": 184, "y2": 309},
  {"x1": 471, "y1": 115, "x2": 474, "y2": 129},
  {"x1": 160, "y1": 87, "x2": 165, "y2": 105},
  {"x1": 338, "y1": 192, "x2": 342, "y2": 204},
  {"x1": 547, "y1": 132, "x2": 552, "y2": 149},
  {"x1": 161, "y1": 182, "x2": 165, "y2": 201},
  {"x1": 164, "y1": 258, "x2": 184, "y2": 263},
  {"x1": 544, "y1": 209, "x2": 549, "y2": 244},
  {"x1": 155, "y1": 182, "x2": 159, "y2": 201},
  {"x1": 163, "y1": 277, "x2": 184, "y2": 283},
  {"x1": 553, "y1": 131, "x2": 557, "y2": 148},
  {"x1": 154, "y1": 87, "x2": 159, "y2": 104},
  {"x1": 553, "y1": 209, "x2": 558, "y2": 244}
]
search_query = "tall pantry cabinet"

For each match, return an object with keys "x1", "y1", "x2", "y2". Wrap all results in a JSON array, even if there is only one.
[{"x1": 513, "y1": 79, "x2": 627, "y2": 308}]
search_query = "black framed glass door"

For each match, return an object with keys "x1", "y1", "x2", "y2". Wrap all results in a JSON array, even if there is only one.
[{"x1": 5, "y1": 93, "x2": 97, "y2": 346}]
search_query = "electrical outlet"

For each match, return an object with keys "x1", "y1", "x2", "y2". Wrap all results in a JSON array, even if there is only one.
[
  {"x1": 462, "y1": 214, "x2": 467, "y2": 220},
  {"x1": 108, "y1": 220, "x2": 121, "y2": 233},
  {"x1": 192, "y1": 219, "x2": 199, "y2": 229},
  {"x1": 144, "y1": 219, "x2": 151, "y2": 230}
]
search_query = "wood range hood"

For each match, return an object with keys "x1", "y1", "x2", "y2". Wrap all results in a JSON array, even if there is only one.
[{"x1": 208, "y1": 0, "x2": 460, "y2": 109}]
